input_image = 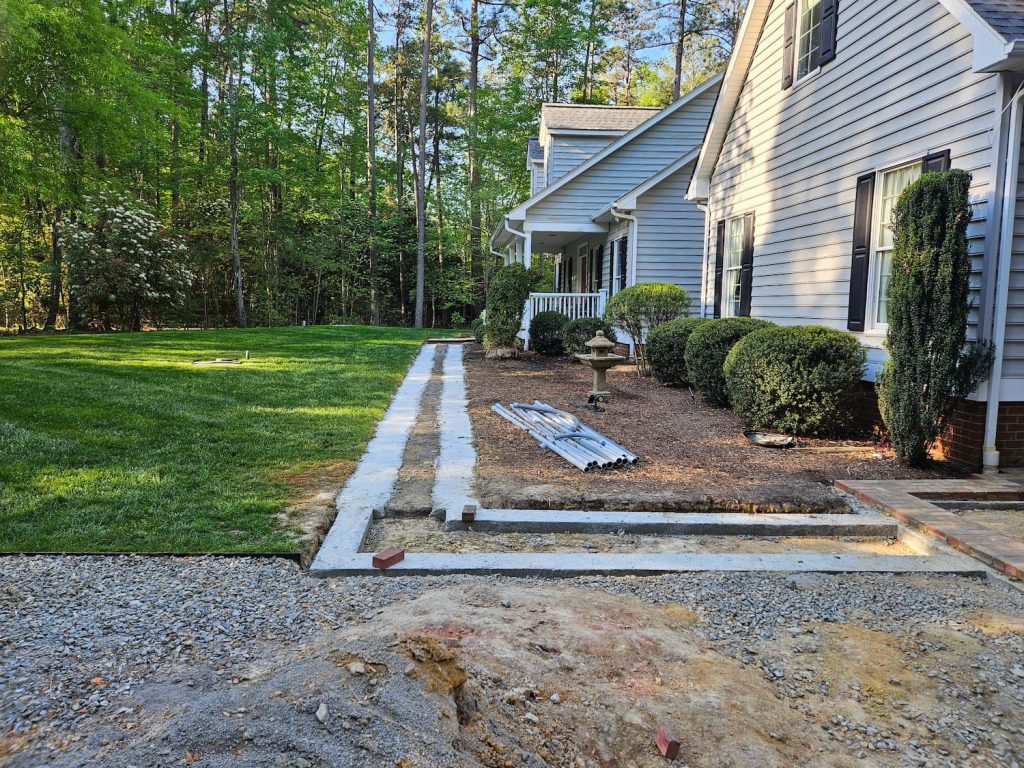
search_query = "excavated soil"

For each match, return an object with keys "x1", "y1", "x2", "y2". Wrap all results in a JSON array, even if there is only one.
[
  {"x1": 464, "y1": 346, "x2": 954, "y2": 513},
  {"x1": 362, "y1": 516, "x2": 916, "y2": 555}
]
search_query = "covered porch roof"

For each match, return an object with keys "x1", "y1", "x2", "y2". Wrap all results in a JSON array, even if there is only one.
[{"x1": 491, "y1": 217, "x2": 607, "y2": 256}]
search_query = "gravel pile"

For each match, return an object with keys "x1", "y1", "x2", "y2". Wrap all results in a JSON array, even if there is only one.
[{"x1": 2, "y1": 556, "x2": 1023, "y2": 767}]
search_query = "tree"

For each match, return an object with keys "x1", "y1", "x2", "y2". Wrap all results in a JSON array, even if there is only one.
[
  {"x1": 877, "y1": 169, "x2": 993, "y2": 465},
  {"x1": 413, "y1": 0, "x2": 434, "y2": 328}
]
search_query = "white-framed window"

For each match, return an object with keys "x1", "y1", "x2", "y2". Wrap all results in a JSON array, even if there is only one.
[
  {"x1": 796, "y1": 0, "x2": 823, "y2": 81},
  {"x1": 722, "y1": 216, "x2": 745, "y2": 318},
  {"x1": 871, "y1": 161, "x2": 921, "y2": 328}
]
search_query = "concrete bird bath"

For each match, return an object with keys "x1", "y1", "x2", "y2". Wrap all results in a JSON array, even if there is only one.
[{"x1": 575, "y1": 330, "x2": 626, "y2": 404}]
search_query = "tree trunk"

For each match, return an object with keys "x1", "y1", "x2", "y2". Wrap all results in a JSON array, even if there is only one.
[
  {"x1": 467, "y1": 0, "x2": 482, "y2": 308},
  {"x1": 226, "y1": 0, "x2": 247, "y2": 328},
  {"x1": 43, "y1": 208, "x2": 62, "y2": 330},
  {"x1": 366, "y1": 0, "x2": 380, "y2": 325},
  {"x1": 672, "y1": 0, "x2": 687, "y2": 100},
  {"x1": 413, "y1": 0, "x2": 434, "y2": 328}
]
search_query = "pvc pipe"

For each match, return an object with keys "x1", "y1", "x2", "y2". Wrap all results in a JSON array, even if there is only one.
[{"x1": 983, "y1": 84, "x2": 1024, "y2": 472}]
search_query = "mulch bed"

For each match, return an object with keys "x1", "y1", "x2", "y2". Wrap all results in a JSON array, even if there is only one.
[{"x1": 463, "y1": 345, "x2": 959, "y2": 513}]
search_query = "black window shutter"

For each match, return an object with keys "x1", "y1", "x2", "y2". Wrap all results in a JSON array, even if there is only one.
[
  {"x1": 847, "y1": 173, "x2": 875, "y2": 332},
  {"x1": 782, "y1": 4, "x2": 796, "y2": 90},
  {"x1": 819, "y1": 0, "x2": 839, "y2": 65},
  {"x1": 739, "y1": 212, "x2": 755, "y2": 317},
  {"x1": 713, "y1": 220, "x2": 726, "y2": 319},
  {"x1": 921, "y1": 149, "x2": 951, "y2": 174},
  {"x1": 618, "y1": 237, "x2": 628, "y2": 291},
  {"x1": 595, "y1": 245, "x2": 603, "y2": 291}
]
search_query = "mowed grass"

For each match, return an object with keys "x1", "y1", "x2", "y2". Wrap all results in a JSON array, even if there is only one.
[{"x1": 0, "y1": 326, "x2": 439, "y2": 553}]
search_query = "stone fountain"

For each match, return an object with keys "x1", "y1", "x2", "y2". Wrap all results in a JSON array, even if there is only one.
[{"x1": 575, "y1": 330, "x2": 626, "y2": 404}]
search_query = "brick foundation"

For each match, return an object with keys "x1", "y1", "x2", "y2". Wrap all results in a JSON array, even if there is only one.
[{"x1": 856, "y1": 385, "x2": 1024, "y2": 469}]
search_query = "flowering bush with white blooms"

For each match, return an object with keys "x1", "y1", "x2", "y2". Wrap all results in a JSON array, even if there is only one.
[{"x1": 66, "y1": 193, "x2": 194, "y2": 331}]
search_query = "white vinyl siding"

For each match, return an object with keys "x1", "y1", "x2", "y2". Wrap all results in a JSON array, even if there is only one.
[
  {"x1": 704, "y1": 0, "x2": 999, "y2": 381},
  {"x1": 633, "y1": 161, "x2": 705, "y2": 300},
  {"x1": 1007, "y1": 124, "x2": 1024, "y2": 377},
  {"x1": 547, "y1": 135, "x2": 618, "y2": 185},
  {"x1": 530, "y1": 88, "x2": 719, "y2": 223}
]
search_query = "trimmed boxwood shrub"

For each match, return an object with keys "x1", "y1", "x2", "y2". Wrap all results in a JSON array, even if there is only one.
[
  {"x1": 685, "y1": 317, "x2": 773, "y2": 405},
  {"x1": 724, "y1": 325, "x2": 867, "y2": 436},
  {"x1": 484, "y1": 264, "x2": 532, "y2": 357},
  {"x1": 471, "y1": 316, "x2": 485, "y2": 344},
  {"x1": 563, "y1": 317, "x2": 618, "y2": 356},
  {"x1": 647, "y1": 317, "x2": 710, "y2": 386},
  {"x1": 530, "y1": 310, "x2": 570, "y2": 355},
  {"x1": 603, "y1": 282, "x2": 691, "y2": 375}
]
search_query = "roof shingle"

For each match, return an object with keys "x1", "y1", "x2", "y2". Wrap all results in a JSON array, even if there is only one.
[
  {"x1": 539, "y1": 104, "x2": 660, "y2": 133},
  {"x1": 968, "y1": 0, "x2": 1024, "y2": 40}
]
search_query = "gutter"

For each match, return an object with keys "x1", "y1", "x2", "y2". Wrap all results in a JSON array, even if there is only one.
[
  {"x1": 982, "y1": 83, "x2": 1024, "y2": 471},
  {"x1": 696, "y1": 201, "x2": 711, "y2": 318}
]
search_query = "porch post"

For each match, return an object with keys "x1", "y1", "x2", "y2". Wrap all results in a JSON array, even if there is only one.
[{"x1": 523, "y1": 232, "x2": 532, "y2": 270}]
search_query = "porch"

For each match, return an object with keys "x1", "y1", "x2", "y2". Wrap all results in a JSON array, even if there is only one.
[{"x1": 519, "y1": 290, "x2": 608, "y2": 349}]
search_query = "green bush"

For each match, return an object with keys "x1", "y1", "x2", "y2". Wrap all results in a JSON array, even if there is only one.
[
  {"x1": 685, "y1": 317, "x2": 772, "y2": 405},
  {"x1": 484, "y1": 264, "x2": 532, "y2": 356},
  {"x1": 724, "y1": 325, "x2": 866, "y2": 436},
  {"x1": 878, "y1": 169, "x2": 992, "y2": 465},
  {"x1": 471, "y1": 316, "x2": 485, "y2": 344},
  {"x1": 647, "y1": 317, "x2": 710, "y2": 386},
  {"x1": 529, "y1": 310, "x2": 570, "y2": 355},
  {"x1": 563, "y1": 317, "x2": 618, "y2": 356},
  {"x1": 603, "y1": 282, "x2": 692, "y2": 375}
]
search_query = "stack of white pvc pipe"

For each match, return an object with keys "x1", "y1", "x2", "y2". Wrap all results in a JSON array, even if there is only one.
[{"x1": 491, "y1": 400, "x2": 638, "y2": 472}]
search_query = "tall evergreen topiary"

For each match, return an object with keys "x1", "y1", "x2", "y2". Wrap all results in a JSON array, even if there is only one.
[
  {"x1": 877, "y1": 169, "x2": 992, "y2": 465},
  {"x1": 484, "y1": 264, "x2": 532, "y2": 358}
]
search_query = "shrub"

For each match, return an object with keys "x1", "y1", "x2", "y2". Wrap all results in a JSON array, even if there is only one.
[
  {"x1": 878, "y1": 169, "x2": 993, "y2": 465},
  {"x1": 484, "y1": 264, "x2": 532, "y2": 357},
  {"x1": 471, "y1": 316, "x2": 485, "y2": 344},
  {"x1": 603, "y1": 282, "x2": 692, "y2": 375},
  {"x1": 529, "y1": 310, "x2": 570, "y2": 355},
  {"x1": 685, "y1": 317, "x2": 772, "y2": 405},
  {"x1": 647, "y1": 317, "x2": 710, "y2": 386},
  {"x1": 563, "y1": 317, "x2": 618, "y2": 356},
  {"x1": 724, "y1": 325, "x2": 867, "y2": 436}
]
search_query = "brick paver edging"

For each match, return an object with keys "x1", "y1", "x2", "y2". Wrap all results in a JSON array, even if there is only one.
[{"x1": 835, "y1": 477, "x2": 1024, "y2": 580}]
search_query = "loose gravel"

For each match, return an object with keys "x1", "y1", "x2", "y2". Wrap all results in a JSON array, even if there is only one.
[{"x1": 2, "y1": 555, "x2": 1023, "y2": 767}]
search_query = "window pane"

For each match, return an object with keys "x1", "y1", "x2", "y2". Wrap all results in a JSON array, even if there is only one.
[
  {"x1": 722, "y1": 216, "x2": 746, "y2": 317},
  {"x1": 877, "y1": 163, "x2": 921, "y2": 250},
  {"x1": 797, "y1": 0, "x2": 822, "y2": 78},
  {"x1": 876, "y1": 250, "x2": 892, "y2": 324}
]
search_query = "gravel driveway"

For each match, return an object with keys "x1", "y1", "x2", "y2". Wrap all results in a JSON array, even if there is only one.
[{"x1": 2, "y1": 556, "x2": 1023, "y2": 767}]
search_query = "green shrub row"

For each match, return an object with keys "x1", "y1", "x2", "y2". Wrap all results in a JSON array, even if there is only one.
[{"x1": 527, "y1": 313, "x2": 619, "y2": 356}]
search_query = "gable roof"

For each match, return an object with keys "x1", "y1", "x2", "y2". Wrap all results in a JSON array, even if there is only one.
[
  {"x1": 540, "y1": 104, "x2": 660, "y2": 133},
  {"x1": 688, "y1": 0, "x2": 1024, "y2": 200},
  {"x1": 527, "y1": 137, "x2": 543, "y2": 166},
  {"x1": 507, "y1": 73, "x2": 724, "y2": 222},
  {"x1": 600, "y1": 148, "x2": 702, "y2": 216}
]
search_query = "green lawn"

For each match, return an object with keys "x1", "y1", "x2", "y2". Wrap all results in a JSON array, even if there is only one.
[{"x1": 0, "y1": 326, "x2": 438, "y2": 553}]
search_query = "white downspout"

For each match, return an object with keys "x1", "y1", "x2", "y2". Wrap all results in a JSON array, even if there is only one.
[
  {"x1": 982, "y1": 86, "x2": 1024, "y2": 472},
  {"x1": 696, "y1": 201, "x2": 711, "y2": 318}
]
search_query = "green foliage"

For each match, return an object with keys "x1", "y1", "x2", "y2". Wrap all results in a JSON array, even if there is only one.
[
  {"x1": 647, "y1": 317, "x2": 710, "y2": 386},
  {"x1": 66, "y1": 194, "x2": 193, "y2": 331},
  {"x1": 685, "y1": 317, "x2": 773, "y2": 405},
  {"x1": 484, "y1": 264, "x2": 532, "y2": 352},
  {"x1": 471, "y1": 316, "x2": 485, "y2": 344},
  {"x1": 603, "y1": 282, "x2": 692, "y2": 375},
  {"x1": 529, "y1": 310, "x2": 570, "y2": 355},
  {"x1": 562, "y1": 317, "x2": 618, "y2": 356},
  {"x1": 878, "y1": 169, "x2": 993, "y2": 465},
  {"x1": 724, "y1": 325, "x2": 866, "y2": 436}
]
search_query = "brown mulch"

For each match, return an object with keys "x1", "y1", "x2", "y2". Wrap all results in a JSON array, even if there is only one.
[{"x1": 463, "y1": 345, "x2": 961, "y2": 513}]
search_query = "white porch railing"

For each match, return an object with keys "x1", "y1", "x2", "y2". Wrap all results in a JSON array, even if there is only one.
[{"x1": 519, "y1": 290, "x2": 608, "y2": 349}]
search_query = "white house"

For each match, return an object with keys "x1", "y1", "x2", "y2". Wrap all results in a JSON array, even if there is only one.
[
  {"x1": 687, "y1": 0, "x2": 1024, "y2": 468},
  {"x1": 490, "y1": 75, "x2": 722, "y2": 337}
]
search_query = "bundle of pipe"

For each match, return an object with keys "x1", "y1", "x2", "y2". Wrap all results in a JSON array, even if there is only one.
[{"x1": 491, "y1": 400, "x2": 638, "y2": 472}]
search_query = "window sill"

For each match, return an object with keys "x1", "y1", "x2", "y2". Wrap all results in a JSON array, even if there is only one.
[{"x1": 793, "y1": 66, "x2": 823, "y2": 88}]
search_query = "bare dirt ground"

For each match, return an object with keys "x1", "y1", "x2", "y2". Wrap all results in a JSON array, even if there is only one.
[
  {"x1": 463, "y1": 346, "x2": 953, "y2": 513},
  {"x1": 5, "y1": 557, "x2": 1023, "y2": 768},
  {"x1": 363, "y1": 516, "x2": 916, "y2": 556}
]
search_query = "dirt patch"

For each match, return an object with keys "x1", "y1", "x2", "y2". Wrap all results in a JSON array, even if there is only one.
[
  {"x1": 363, "y1": 516, "x2": 915, "y2": 555},
  {"x1": 464, "y1": 346, "x2": 955, "y2": 512},
  {"x1": 273, "y1": 460, "x2": 355, "y2": 563},
  {"x1": 387, "y1": 346, "x2": 445, "y2": 515}
]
